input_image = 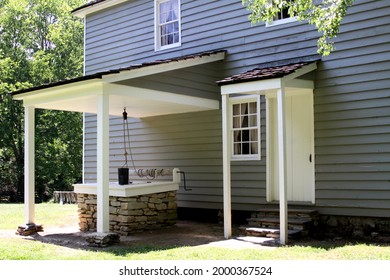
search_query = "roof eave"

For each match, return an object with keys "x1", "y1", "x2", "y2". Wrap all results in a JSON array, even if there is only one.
[{"x1": 72, "y1": 0, "x2": 127, "y2": 18}]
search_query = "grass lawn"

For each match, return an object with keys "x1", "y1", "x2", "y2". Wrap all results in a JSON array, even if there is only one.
[{"x1": 1, "y1": 203, "x2": 390, "y2": 260}]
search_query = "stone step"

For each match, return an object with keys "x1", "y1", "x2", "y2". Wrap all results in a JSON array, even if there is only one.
[
  {"x1": 239, "y1": 226, "x2": 303, "y2": 239},
  {"x1": 248, "y1": 217, "x2": 313, "y2": 228},
  {"x1": 240, "y1": 208, "x2": 319, "y2": 240},
  {"x1": 252, "y1": 208, "x2": 319, "y2": 219}
]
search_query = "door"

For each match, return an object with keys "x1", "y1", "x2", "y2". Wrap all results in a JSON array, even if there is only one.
[{"x1": 267, "y1": 90, "x2": 315, "y2": 203}]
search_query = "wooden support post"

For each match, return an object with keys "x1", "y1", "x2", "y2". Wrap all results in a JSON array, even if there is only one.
[
  {"x1": 24, "y1": 106, "x2": 35, "y2": 225},
  {"x1": 277, "y1": 87, "x2": 288, "y2": 245},
  {"x1": 96, "y1": 92, "x2": 110, "y2": 233},
  {"x1": 222, "y1": 94, "x2": 232, "y2": 239}
]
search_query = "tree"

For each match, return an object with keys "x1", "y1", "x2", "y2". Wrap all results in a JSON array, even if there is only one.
[
  {"x1": 242, "y1": 0, "x2": 355, "y2": 56},
  {"x1": 0, "y1": 0, "x2": 86, "y2": 202}
]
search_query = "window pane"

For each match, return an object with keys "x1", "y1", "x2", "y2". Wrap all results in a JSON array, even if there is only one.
[
  {"x1": 242, "y1": 142, "x2": 250, "y2": 155},
  {"x1": 249, "y1": 102, "x2": 257, "y2": 113},
  {"x1": 241, "y1": 103, "x2": 248, "y2": 115},
  {"x1": 233, "y1": 116, "x2": 241, "y2": 128},
  {"x1": 234, "y1": 130, "x2": 241, "y2": 142},
  {"x1": 250, "y1": 129, "x2": 258, "y2": 141},
  {"x1": 233, "y1": 104, "x2": 240, "y2": 116},
  {"x1": 234, "y1": 143, "x2": 241, "y2": 155},
  {"x1": 172, "y1": 32, "x2": 179, "y2": 43},
  {"x1": 249, "y1": 115, "x2": 257, "y2": 127},
  {"x1": 241, "y1": 116, "x2": 248, "y2": 128},
  {"x1": 251, "y1": 142, "x2": 258, "y2": 155},
  {"x1": 241, "y1": 129, "x2": 249, "y2": 142}
]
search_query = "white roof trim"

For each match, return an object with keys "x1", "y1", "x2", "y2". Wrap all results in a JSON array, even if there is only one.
[
  {"x1": 73, "y1": 0, "x2": 128, "y2": 18},
  {"x1": 102, "y1": 51, "x2": 226, "y2": 83},
  {"x1": 13, "y1": 79, "x2": 220, "y2": 117},
  {"x1": 220, "y1": 62, "x2": 317, "y2": 95}
]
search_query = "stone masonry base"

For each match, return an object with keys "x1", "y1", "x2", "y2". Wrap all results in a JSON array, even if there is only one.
[
  {"x1": 77, "y1": 191, "x2": 177, "y2": 236},
  {"x1": 317, "y1": 215, "x2": 390, "y2": 242}
]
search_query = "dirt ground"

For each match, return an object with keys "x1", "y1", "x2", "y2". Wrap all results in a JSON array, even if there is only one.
[
  {"x1": 3, "y1": 220, "x2": 278, "y2": 250},
  {"x1": 4, "y1": 220, "x2": 388, "y2": 252}
]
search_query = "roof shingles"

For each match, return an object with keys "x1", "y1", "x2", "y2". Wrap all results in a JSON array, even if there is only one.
[
  {"x1": 11, "y1": 50, "x2": 226, "y2": 96},
  {"x1": 216, "y1": 62, "x2": 312, "y2": 86}
]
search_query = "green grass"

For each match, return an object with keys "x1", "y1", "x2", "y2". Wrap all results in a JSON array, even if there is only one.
[
  {"x1": 1, "y1": 203, "x2": 390, "y2": 260},
  {"x1": 0, "y1": 203, "x2": 78, "y2": 230}
]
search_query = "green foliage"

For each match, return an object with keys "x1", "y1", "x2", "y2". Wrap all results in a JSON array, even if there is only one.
[
  {"x1": 0, "y1": 0, "x2": 86, "y2": 202},
  {"x1": 242, "y1": 0, "x2": 355, "y2": 56}
]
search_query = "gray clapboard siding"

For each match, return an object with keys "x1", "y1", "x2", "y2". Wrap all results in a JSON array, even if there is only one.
[
  {"x1": 82, "y1": 0, "x2": 390, "y2": 215},
  {"x1": 83, "y1": 98, "x2": 267, "y2": 210},
  {"x1": 314, "y1": 0, "x2": 390, "y2": 216},
  {"x1": 84, "y1": 0, "x2": 318, "y2": 75}
]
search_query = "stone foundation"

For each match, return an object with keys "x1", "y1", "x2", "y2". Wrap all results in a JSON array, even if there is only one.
[
  {"x1": 77, "y1": 191, "x2": 177, "y2": 236},
  {"x1": 318, "y1": 215, "x2": 390, "y2": 242}
]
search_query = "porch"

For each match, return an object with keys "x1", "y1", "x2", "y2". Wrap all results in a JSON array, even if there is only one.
[{"x1": 12, "y1": 50, "x2": 225, "y2": 237}]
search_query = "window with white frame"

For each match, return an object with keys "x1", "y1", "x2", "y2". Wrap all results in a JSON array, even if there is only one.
[
  {"x1": 267, "y1": 0, "x2": 296, "y2": 26},
  {"x1": 231, "y1": 96, "x2": 261, "y2": 160},
  {"x1": 155, "y1": 0, "x2": 181, "y2": 51}
]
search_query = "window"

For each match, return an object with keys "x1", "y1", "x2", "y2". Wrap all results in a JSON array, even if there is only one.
[
  {"x1": 231, "y1": 96, "x2": 261, "y2": 160},
  {"x1": 267, "y1": 0, "x2": 296, "y2": 26},
  {"x1": 155, "y1": 0, "x2": 181, "y2": 51}
]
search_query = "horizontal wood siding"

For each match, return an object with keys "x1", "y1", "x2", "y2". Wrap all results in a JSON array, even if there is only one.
[
  {"x1": 84, "y1": 99, "x2": 267, "y2": 210},
  {"x1": 82, "y1": 0, "x2": 390, "y2": 216},
  {"x1": 84, "y1": 0, "x2": 318, "y2": 75},
  {"x1": 314, "y1": 0, "x2": 390, "y2": 217}
]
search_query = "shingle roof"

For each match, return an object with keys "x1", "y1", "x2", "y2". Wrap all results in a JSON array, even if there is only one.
[
  {"x1": 11, "y1": 50, "x2": 226, "y2": 96},
  {"x1": 217, "y1": 61, "x2": 314, "y2": 86}
]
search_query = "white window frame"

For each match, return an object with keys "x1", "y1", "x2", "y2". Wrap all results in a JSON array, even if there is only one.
[
  {"x1": 230, "y1": 95, "x2": 261, "y2": 161},
  {"x1": 266, "y1": 0, "x2": 297, "y2": 27},
  {"x1": 154, "y1": 0, "x2": 181, "y2": 51}
]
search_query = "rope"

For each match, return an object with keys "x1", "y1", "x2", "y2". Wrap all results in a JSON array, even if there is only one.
[
  {"x1": 122, "y1": 108, "x2": 137, "y2": 171},
  {"x1": 135, "y1": 168, "x2": 167, "y2": 179},
  {"x1": 122, "y1": 108, "x2": 172, "y2": 181}
]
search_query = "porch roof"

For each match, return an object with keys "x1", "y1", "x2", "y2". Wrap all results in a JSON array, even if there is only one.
[
  {"x1": 217, "y1": 56, "x2": 320, "y2": 90},
  {"x1": 217, "y1": 62, "x2": 312, "y2": 86},
  {"x1": 12, "y1": 50, "x2": 226, "y2": 118}
]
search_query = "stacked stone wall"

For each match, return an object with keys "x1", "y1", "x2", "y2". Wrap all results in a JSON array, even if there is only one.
[
  {"x1": 318, "y1": 215, "x2": 390, "y2": 242},
  {"x1": 77, "y1": 191, "x2": 177, "y2": 235}
]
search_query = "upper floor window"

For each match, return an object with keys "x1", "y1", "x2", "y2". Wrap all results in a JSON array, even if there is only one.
[
  {"x1": 155, "y1": 0, "x2": 181, "y2": 51},
  {"x1": 231, "y1": 96, "x2": 261, "y2": 161},
  {"x1": 267, "y1": 0, "x2": 296, "y2": 27}
]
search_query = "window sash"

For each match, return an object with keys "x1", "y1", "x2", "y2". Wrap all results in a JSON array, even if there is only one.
[
  {"x1": 156, "y1": 0, "x2": 180, "y2": 50},
  {"x1": 230, "y1": 96, "x2": 261, "y2": 160}
]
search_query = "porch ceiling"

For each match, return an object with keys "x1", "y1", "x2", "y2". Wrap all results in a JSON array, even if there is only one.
[{"x1": 12, "y1": 50, "x2": 226, "y2": 118}]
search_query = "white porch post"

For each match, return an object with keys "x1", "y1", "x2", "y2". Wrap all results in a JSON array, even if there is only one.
[
  {"x1": 24, "y1": 106, "x2": 35, "y2": 225},
  {"x1": 96, "y1": 92, "x2": 110, "y2": 233},
  {"x1": 222, "y1": 94, "x2": 232, "y2": 239},
  {"x1": 277, "y1": 87, "x2": 288, "y2": 245}
]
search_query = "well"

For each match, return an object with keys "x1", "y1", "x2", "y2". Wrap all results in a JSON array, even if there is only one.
[{"x1": 77, "y1": 191, "x2": 177, "y2": 235}]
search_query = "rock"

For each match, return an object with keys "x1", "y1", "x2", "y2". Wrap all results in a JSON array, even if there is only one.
[
  {"x1": 86, "y1": 233, "x2": 120, "y2": 247},
  {"x1": 16, "y1": 224, "x2": 44, "y2": 236},
  {"x1": 327, "y1": 216, "x2": 338, "y2": 227}
]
